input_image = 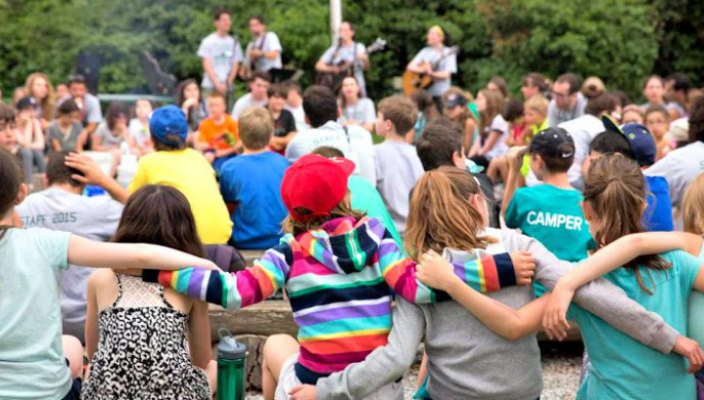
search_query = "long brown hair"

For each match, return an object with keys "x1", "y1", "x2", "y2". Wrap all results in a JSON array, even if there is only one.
[
  {"x1": 405, "y1": 166, "x2": 494, "y2": 260},
  {"x1": 478, "y1": 88, "x2": 505, "y2": 137},
  {"x1": 281, "y1": 192, "x2": 366, "y2": 237},
  {"x1": 583, "y1": 155, "x2": 670, "y2": 293},
  {"x1": 112, "y1": 185, "x2": 204, "y2": 257},
  {"x1": 25, "y1": 72, "x2": 56, "y2": 121},
  {"x1": 683, "y1": 173, "x2": 704, "y2": 235}
]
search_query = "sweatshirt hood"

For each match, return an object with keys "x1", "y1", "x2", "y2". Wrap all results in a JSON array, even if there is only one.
[{"x1": 294, "y1": 216, "x2": 384, "y2": 275}]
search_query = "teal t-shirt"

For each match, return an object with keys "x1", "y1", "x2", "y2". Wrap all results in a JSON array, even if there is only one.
[
  {"x1": 505, "y1": 185, "x2": 594, "y2": 262},
  {"x1": 688, "y1": 240, "x2": 704, "y2": 348},
  {"x1": 348, "y1": 175, "x2": 403, "y2": 248},
  {"x1": 0, "y1": 228, "x2": 72, "y2": 399},
  {"x1": 568, "y1": 250, "x2": 700, "y2": 400}
]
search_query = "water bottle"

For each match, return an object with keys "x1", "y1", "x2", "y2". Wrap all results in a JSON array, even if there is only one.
[{"x1": 217, "y1": 328, "x2": 247, "y2": 400}]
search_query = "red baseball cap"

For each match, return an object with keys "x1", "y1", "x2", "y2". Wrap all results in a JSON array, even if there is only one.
[{"x1": 281, "y1": 154, "x2": 355, "y2": 222}]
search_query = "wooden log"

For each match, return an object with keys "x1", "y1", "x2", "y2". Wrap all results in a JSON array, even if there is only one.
[{"x1": 209, "y1": 300, "x2": 297, "y2": 342}]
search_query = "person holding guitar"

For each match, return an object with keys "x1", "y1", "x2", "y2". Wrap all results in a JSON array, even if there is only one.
[
  {"x1": 405, "y1": 25, "x2": 457, "y2": 109},
  {"x1": 315, "y1": 21, "x2": 370, "y2": 97},
  {"x1": 197, "y1": 8, "x2": 243, "y2": 98},
  {"x1": 241, "y1": 16, "x2": 283, "y2": 80}
]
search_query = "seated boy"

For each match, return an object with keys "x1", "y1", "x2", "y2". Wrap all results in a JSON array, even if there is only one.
[
  {"x1": 219, "y1": 107, "x2": 289, "y2": 249},
  {"x1": 503, "y1": 127, "x2": 595, "y2": 291},
  {"x1": 267, "y1": 84, "x2": 297, "y2": 154},
  {"x1": 583, "y1": 116, "x2": 673, "y2": 232},
  {"x1": 130, "y1": 105, "x2": 232, "y2": 244},
  {"x1": 48, "y1": 100, "x2": 82, "y2": 153},
  {"x1": 373, "y1": 96, "x2": 424, "y2": 233},
  {"x1": 196, "y1": 92, "x2": 241, "y2": 172}
]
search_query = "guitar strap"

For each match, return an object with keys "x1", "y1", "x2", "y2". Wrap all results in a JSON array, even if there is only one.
[{"x1": 326, "y1": 40, "x2": 343, "y2": 66}]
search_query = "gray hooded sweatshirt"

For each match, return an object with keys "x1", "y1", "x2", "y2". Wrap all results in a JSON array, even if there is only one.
[{"x1": 316, "y1": 228, "x2": 679, "y2": 400}]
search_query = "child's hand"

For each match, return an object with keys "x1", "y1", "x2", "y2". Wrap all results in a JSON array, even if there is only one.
[
  {"x1": 416, "y1": 249, "x2": 460, "y2": 292},
  {"x1": 64, "y1": 153, "x2": 110, "y2": 187},
  {"x1": 289, "y1": 384, "x2": 316, "y2": 400},
  {"x1": 673, "y1": 335, "x2": 704, "y2": 374},
  {"x1": 507, "y1": 145, "x2": 527, "y2": 171},
  {"x1": 510, "y1": 251, "x2": 535, "y2": 285},
  {"x1": 542, "y1": 282, "x2": 575, "y2": 341}
]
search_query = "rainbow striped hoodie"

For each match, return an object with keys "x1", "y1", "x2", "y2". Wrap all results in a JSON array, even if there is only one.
[{"x1": 143, "y1": 217, "x2": 516, "y2": 382}]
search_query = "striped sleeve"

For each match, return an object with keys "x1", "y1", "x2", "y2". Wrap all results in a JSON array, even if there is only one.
[
  {"x1": 376, "y1": 229, "x2": 516, "y2": 304},
  {"x1": 142, "y1": 244, "x2": 292, "y2": 310}
]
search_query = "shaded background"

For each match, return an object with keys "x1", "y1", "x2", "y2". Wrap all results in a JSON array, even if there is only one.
[{"x1": 0, "y1": 0, "x2": 702, "y2": 101}]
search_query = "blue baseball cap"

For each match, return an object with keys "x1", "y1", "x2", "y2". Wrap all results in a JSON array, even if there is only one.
[
  {"x1": 601, "y1": 115, "x2": 656, "y2": 167},
  {"x1": 621, "y1": 123, "x2": 656, "y2": 167},
  {"x1": 149, "y1": 105, "x2": 188, "y2": 146}
]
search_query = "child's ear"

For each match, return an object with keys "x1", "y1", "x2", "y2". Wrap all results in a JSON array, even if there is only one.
[
  {"x1": 452, "y1": 150, "x2": 465, "y2": 169},
  {"x1": 15, "y1": 183, "x2": 29, "y2": 205}
]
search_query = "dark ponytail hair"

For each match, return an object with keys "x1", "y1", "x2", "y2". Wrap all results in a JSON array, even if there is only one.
[
  {"x1": 112, "y1": 185, "x2": 204, "y2": 257},
  {"x1": 583, "y1": 155, "x2": 670, "y2": 294},
  {"x1": 0, "y1": 149, "x2": 22, "y2": 241}
]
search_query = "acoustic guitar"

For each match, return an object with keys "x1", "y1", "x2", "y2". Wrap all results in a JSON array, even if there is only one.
[
  {"x1": 315, "y1": 38, "x2": 386, "y2": 93},
  {"x1": 402, "y1": 45, "x2": 459, "y2": 97}
]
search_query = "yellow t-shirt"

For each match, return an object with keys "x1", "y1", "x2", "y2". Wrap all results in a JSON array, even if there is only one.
[{"x1": 129, "y1": 148, "x2": 232, "y2": 244}]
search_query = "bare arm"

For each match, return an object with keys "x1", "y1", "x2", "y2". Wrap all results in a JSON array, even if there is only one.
[
  {"x1": 430, "y1": 70, "x2": 451, "y2": 80},
  {"x1": 31, "y1": 119, "x2": 45, "y2": 150},
  {"x1": 67, "y1": 235, "x2": 217, "y2": 271},
  {"x1": 502, "y1": 146, "x2": 526, "y2": 218},
  {"x1": 406, "y1": 60, "x2": 426, "y2": 73},
  {"x1": 263, "y1": 49, "x2": 280, "y2": 60},
  {"x1": 84, "y1": 273, "x2": 100, "y2": 362},
  {"x1": 64, "y1": 153, "x2": 129, "y2": 204},
  {"x1": 188, "y1": 300, "x2": 213, "y2": 369},
  {"x1": 478, "y1": 130, "x2": 502, "y2": 156}
]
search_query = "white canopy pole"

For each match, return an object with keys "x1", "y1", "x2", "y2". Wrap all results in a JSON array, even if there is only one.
[{"x1": 330, "y1": 0, "x2": 341, "y2": 46}]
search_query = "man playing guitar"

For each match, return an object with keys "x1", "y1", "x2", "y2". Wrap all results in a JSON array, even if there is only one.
[
  {"x1": 241, "y1": 16, "x2": 283, "y2": 80},
  {"x1": 315, "y1": 21, "x2": 370, "y2": 97},
  {"x1": 406, "y1": 25, "x2": 457, "y2": 107}
]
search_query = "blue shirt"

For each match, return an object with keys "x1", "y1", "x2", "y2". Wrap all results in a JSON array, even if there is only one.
[
  {"x1": 643, "y1": 175, "x2": 673, "y2": 232},
  {"x1": 568, "y1": 250, "x2": 700, "y2": 400},
  {"x1": 219, "y1": 151, "x2": 290, "y2": 249}
]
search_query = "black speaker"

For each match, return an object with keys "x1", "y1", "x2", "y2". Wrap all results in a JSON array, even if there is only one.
[{"x1": 75, "y1": 53, "x2": 101, "y2": 95}]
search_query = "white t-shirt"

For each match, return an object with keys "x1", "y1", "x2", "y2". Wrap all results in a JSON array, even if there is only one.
[
  {"x1": 244, "y1": 31, "x2": 283, "y2": 71},
  {"x1": 285, "y1": 104, "x2": 308, "y2": 131},
  {"x1": 339, "y1": 98, "x2": 376, "y2": 126},
  {"x1": 16, "y1": 188, "x2": 123, "y2": 324},
  {"x1": 320, "y1": 42, "x2": 368, "y2": 96},
  {"x1": 197, "y1": 32, "x2": 244, "y2": 89},
  {"x1": 645, "y1": 141, "x2": 704, "y2": 228},
  {"x1": 559, "y1": 114, "x2": 605, "y2": 190},
  {"x1": 285, "y1": 120, "x2": 376, "y2": 184},
  {"x1": 547, "y1": 92, "x2": 587, "y2": 127},
  {"x1": 485, "y1": 115, "x2": 510, "y2": 160},
  {"x1": 128, "y1": 118, "x2": 150, "y2": 147},
  {"x1": 231, "y1": 93, "x2": 268, "y2": 120},
  {"x1": 410, "y1": 46, "x2": 457, "y2": 96}
]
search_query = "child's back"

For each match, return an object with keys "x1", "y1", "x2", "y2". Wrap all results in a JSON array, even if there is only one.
[
  {"x1": 130, "y1": 148, "x2": 232, "y2": 244},
  {"x1": 374, "y1": 140, "x2": 424, "y2": 233},
  {"x1": 505, "y1": 184, "x2": 594, "y2": 262},
  {"x1": 219, "y1": 150, "x2": 289, "y2": 249},
  {"x1": 568, "y1": 250, "x2": 698, "y2": 399},
  {"x1": 0, "y1": 227, "x2": 72, "y2": 399},
  {"x1": 83, "y1": 270, "x2": 210, "y2": 399}
]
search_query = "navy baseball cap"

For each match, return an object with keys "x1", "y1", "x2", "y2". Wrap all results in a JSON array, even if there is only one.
[
  {"x1": 149, "y1": 105, "x2": 188, "y2": 146},
  {"x1": 528, "y1": 127, "x2": 575, "y2": 159},
  {"x1": 16, "y1": 96, "x2": 37, "y2": 111},
  {"x1": 444, "y1": 92, "x2": 468, "y2": 109},
  {"x1": 601, "y1": 115, "x2": 656, "y2": 167}
]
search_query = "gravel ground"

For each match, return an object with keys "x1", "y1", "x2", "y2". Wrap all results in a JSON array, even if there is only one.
[{"x1": 245, "y1": 343, "x2": 583, "y2": 399}]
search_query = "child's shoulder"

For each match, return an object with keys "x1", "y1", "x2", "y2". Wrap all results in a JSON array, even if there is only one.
[{"x1": 88, "y1": 268, "x2": 117, "y2": 288}]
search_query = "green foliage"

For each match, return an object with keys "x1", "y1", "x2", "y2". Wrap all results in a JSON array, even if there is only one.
[{"x1": 0, "y1": 0, "x2": 701, "y2": 102}]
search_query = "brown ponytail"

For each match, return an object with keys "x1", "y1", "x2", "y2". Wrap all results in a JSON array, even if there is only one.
[
  {"x1": 583, "y1": 155, "x2": 670, "y2": 293},
  {"x1": 405, "y1": 166, "x2": 495, "y2": 260},
  {"x1": 0, "y1": 149, "x2": 23, "y2": 241}
]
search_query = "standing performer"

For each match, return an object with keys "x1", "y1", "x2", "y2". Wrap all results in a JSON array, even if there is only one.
[
  {"x1": 197, "y1": 7, "x2": 243, "y2": 100},
  {"x1": 315, "y1": 21, "x2": 370, "y2": 97},
  {"x1": 406, "y1": 26, "x2": 457, "y2": 108},
  {"x1": 241, "y1": 16, "x2": 283, "y2": 81}
]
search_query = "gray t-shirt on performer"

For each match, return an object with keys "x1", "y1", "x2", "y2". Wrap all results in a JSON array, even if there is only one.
[
  {"x1": 320, "y1": 43, "x2": 368, "y2": 97},
  {"x1": 197, "y1": 32, "x2": 244, "y2": 89},
  {"x1": 16, "y1": 188, "x2": 123, "y2": 327},
  {"x1": 373, "y1": 140, "x2": 424, "y2": 233},
  {"x1": 410, "y1": 46, "x2": 457, "y2": 97},
  {"x1": 244, "y1": 32, "x2": 283, "y2": 72}
]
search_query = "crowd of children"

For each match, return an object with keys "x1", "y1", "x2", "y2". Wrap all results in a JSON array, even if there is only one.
[{"x1": 3, "y1": 18, "x2": 704, "y2": 400}]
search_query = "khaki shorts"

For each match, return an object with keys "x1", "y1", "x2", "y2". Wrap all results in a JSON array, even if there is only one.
[{"x1": 275, "y1": 353, "x2": 403, "y2": 400}]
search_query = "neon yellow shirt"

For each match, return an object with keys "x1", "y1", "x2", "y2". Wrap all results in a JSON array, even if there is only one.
[
  {"x1": 521, "y1": 119, "x2": 549, "y2": 177},
  {"x1": 129, "y1": 148, "x2": 232, "y2": 244}
]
